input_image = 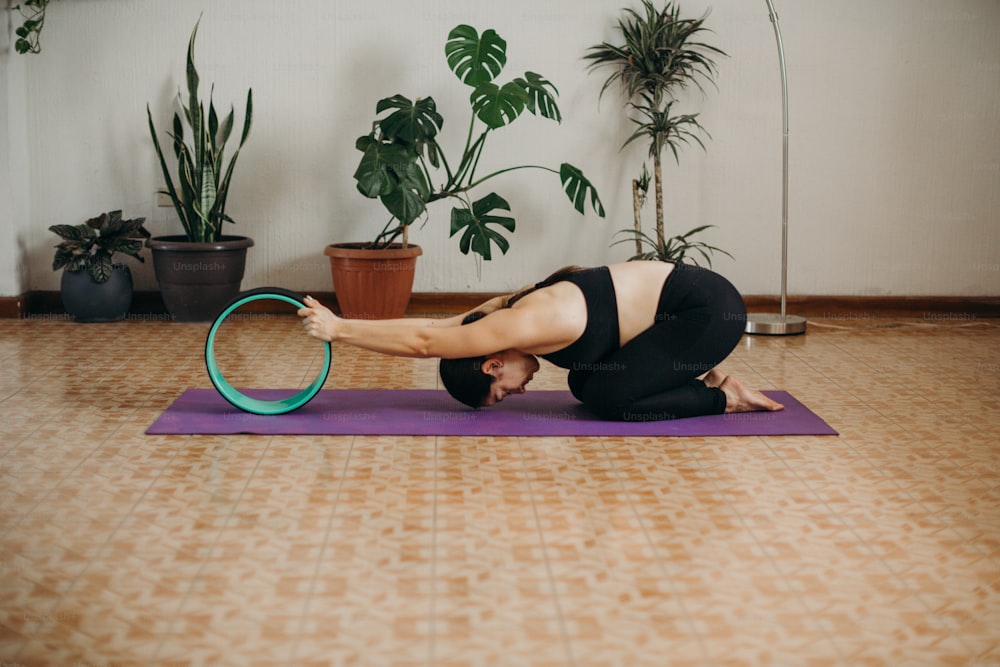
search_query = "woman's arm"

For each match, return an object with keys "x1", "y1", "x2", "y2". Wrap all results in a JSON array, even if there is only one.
[
  {"x1": 297, "y1": 295, "x2": 568, "y2": 359},
  {"x1": 347, "y1": 294, "x2": 509, "y2": 329}
]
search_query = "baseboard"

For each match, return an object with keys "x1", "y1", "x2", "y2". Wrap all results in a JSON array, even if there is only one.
[{"x1": 3, "y1": 291, "x2": 998, "y2": 320}]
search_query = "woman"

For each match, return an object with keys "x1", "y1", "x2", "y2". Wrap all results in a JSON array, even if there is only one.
[{"x1": 297, "y1": 261, "x2": 783, "y2": 421}]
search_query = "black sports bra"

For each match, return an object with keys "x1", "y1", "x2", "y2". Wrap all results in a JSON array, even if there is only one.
[{"x1": 535, "y1": 266, "x2": 620, "y2": 369}]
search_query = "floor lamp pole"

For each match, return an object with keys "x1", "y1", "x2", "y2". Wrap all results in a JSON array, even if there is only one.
[{"x1": 745, "y1": 0, "x2": 807, "y2": 335}]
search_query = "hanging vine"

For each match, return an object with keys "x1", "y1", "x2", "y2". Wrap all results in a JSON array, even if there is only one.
[{"x1": 13, "y1": 0, "x2": 50, "y2": 54}]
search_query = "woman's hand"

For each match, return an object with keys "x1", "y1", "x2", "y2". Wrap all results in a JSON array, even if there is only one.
[{"x1": 297, "y1": 296, "x2": 340, "y2": 342}]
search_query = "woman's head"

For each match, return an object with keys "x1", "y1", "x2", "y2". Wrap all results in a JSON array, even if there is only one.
[{"x1": 439, "y1": 312, "x2": 539, "y2": 408}]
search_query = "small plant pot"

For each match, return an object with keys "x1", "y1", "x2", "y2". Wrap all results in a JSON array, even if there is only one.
[
  {"x1": 324, "y1": 243, "x2": 422, "y2": 319},
  {"x1": 60, "y1": 265, "x2": 133, "y2": 322},
  {"x1": 148, "y1": 235, "x2": 254, "y2": 322}
]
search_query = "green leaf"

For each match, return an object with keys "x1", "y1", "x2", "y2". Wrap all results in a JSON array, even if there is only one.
[
  {"x1": 170, "y1": 113, "x2": 185, "y2": 160},
  {"x1": 208, "y1": 99, "x2": 220, "y2": 150},
  {"x1": 379, "y1": 159, "x2": 430, "y2": 225},
  {"x1": 559, "y1": 163, "x2": 605, "y2": 217},
  {"x1": 195, "y1": 156, "x2": 217, "y2": 235},
  {"x1": 52, "y1": 247, "x2": 72, "y2": 272},
  {"x1": 214, "y1": 89, "x2": 253, "y2": 234},
  {"x1": 185, "y1": 19, "x2": 202, "y2": 123},
  {"x1": 445, "y1": 25, "x2": 507, "y2": 87},
  {"x1": 513, "y1": 72, "x2": 561, "y2": 123},
  {"x1": 89, "y1": 253, "x2": 113, "y2": 283},
  {"x1": 612, "y1": 225, "x2": 731, "y2": 265},
  {"x1": 112, "y1": 238, "x2": 145, "y2": 259},
  {"x1": 218, "y1": 108, "x2": 235, "y2": 148},
  {"x1": 148, "y1": 105, "x2": 191, "y2": 238},
  {"x1": 448, "y1": 192, "x2": 515, "y2": 260},
  {"x1": 375, "y1": 95, "x2": 444, "y2": 144},
  {"x1": 99, "y1": 211, "x2": 123, "y2": 235},
  {"x1": 470, "y1": 81, "x2": 527, "y2": 129},
  {"x1": 49, "y1": 224, "x2": 92, "y2": 242},
  {"x1": 353, "y1": 139, "x2": 416, "y2": 199}
]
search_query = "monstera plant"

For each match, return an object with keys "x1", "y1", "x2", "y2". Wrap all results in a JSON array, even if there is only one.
[
  {"x1": 327, "y1": 23, "x2": 606, "y2": 320},
  {"x1": 352, "y1": 24, "x2": 606, "y2": 261}
]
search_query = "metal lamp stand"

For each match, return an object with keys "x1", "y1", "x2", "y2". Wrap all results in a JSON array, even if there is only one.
[{"x1": 745, "y1": 0, "x2": 807, "y2": 335}]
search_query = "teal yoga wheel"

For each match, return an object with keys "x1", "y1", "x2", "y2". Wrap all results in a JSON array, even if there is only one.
[{"x1": 205, "y1": 287, "x2": 331, "y2": 415}]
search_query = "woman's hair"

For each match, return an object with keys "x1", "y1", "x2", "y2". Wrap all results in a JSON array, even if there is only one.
[
  {"x1": 439, "y1": 312, "x2": 494, "y2": 408},
  {"x1": 439, "y1": 265, "x2": 586, "y2": 408}
]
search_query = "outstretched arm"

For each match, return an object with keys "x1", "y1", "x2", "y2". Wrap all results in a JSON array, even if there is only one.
[
  {"x1": 298, "y1": 297, "x2": 574, "y2": 359},
  {"x1": 297, "y1": 296, "x2": 532, "y2": 359},
  {"x1": 340, "y1": 294, "x2": 509, "y2": 330}
]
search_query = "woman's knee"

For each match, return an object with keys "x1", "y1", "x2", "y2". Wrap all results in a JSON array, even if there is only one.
[{"x1": 567, "y1": 370, "x2": 592, "y2": 403}]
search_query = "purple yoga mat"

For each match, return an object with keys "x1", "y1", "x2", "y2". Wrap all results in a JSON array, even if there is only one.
[{"x1": 146, "y1": 389, "x2": 837, "y2": 437}]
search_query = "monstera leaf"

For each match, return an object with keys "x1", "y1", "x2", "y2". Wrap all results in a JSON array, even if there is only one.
[
  {"x1": 353, "y1": 136, "x2": 414, "y2": 198},
  {"x1": 559, "y1": 163, "x2": 606, "y2": 217},
  {"x1": 449, "y1": 193, "x2": 516, "y2": 260},
  {"x1": 375, "y1": 95, "x2": 443, "y2": 144},
  {"x1": 445, "y1": 25, "x2": 507, "y2": 87},
  {"x1": 470, "y1": 81, "x2": 529, "y2": 129},
  {"x1": 380, "y1": 160, "x2": 431, "y2": 226},
  {"x1": 513, "y1": 72, "x2": 561, "y2": 123}
]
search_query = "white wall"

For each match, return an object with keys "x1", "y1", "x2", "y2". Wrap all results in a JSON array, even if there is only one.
[
  {"x1": 1, "y1": 4, "x2": 31, "y2": 297},
  {"x1": 3, "y1": 0, "x2": 998, "y2": 297}
]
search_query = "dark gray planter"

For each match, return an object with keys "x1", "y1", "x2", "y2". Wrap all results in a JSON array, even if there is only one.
[
  {"x1": 147, "y1": 235, "x2": 254, "y2": 322},
  {"x1": 60, "y1": 265, "x2": 133, "y2": 322}
]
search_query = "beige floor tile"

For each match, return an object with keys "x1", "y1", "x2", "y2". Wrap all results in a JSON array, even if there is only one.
[{"x1": 0, "y1": 316, "x2": 998, "y2": 665}]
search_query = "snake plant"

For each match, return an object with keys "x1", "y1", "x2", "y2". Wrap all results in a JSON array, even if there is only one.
[
  {"x1": 353, "y1": 24, "x2": 605, "y2": 261},
  {"x1": 147, "y1": 19, "x2": 253, "y2": 243}
]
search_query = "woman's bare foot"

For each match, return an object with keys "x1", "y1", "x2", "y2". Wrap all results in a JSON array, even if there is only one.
[
  {"x1": 702, "y1": 368, "x2": 728, "y2": 388},
  {"x1": 719, "y1": 375, "x2": 785, "y2": 413}
]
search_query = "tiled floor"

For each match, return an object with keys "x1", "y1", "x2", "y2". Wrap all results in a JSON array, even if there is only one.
[{"x1": 0, "y1": 309, "x2": 998, "y2": 666}]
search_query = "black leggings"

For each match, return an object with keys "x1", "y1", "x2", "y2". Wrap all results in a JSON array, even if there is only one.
[{"x1": 567, "y1": 263, "x2": 746, "y2": 421}]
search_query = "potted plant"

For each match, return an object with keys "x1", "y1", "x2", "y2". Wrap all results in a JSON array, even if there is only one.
[
  {"x1": 585, "y1": 0, "x2": 730, "y2": 266},
  {"x1": 147, "y1": 18, "x2": 254, "y2": 322},
  {"x1": 49, "y1": 211, "x2": 150, "y2": 322},
  {"x1": 333, "y1": 23, "x2": 606, "y2": 319}
]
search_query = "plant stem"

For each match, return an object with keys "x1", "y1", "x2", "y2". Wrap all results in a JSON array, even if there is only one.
[
  {"x1": 467, "y1": 165, "x2": 558, "y2": 191},
  {"x1": 453, "y1": 131, "x2": 488, "y2": 189},
  {"x1": 465, "y1": 132, "x2": 489, "y2": 186},
  {"x1": 631, "y1": 179, "x2": 643, "y2": 257},
  {"x1": 450, "y1": 115, "x2": 479, "y2": 190},
  {"x1": 653, "y1": 151, "x2": 665, "y2": 257}
]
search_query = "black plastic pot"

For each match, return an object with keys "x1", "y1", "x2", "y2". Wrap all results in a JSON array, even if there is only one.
[
  {"x1": 60, "y1": 265, "x2": 133, "y2": 322},
  {"x1": 147, "y1": 235, "x2": 254, "y2": 322}
]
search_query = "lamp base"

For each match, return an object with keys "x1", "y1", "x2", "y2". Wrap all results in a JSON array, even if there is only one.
[{"x1": 744, "y1": 312, "x2": 807, "y2": 336}]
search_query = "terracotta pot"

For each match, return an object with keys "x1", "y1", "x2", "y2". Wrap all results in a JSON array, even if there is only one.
[
  {"x1": 60, "y1": 265, "x2": 133, "y2": 322},
  {"x1": 147, "y1": 235, "x2": 254, "y2": 322},
  {"x1": 324, "y1": 243, "x2": 422, "y2": 319}
]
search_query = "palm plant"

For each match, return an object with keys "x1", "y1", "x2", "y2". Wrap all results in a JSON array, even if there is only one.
[
  {"x1": 147, "y1": 18, "x2": 253, "y2": 243},
  {"x1": 354, "y1": 24, "x2": 605, "y2": 261},
  {"x1": 585, "y1": 0, "x2": 730, "y2": 265}
]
